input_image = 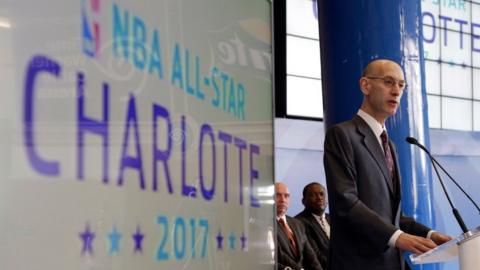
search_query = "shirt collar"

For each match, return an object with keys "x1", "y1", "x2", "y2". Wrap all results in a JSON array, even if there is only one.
[{"x1": 357, "y1": 109, "x2": 386, "y2": 139}]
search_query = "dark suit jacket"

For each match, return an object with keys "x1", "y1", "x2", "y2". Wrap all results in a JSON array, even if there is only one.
[
  {"x1": 277, "y1": 216, "x2": 323, "y2": 270},
  {"x1": 323, "y1": 116, "x2": 431, "y2": 270},
  {"x1": 295, "y1": 211, "x2": 330, "y2": 270}
]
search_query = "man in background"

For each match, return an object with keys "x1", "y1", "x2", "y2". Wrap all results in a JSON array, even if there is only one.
[
  {"x1": 296, "y1": 182, "x2": 330, "y2": 270},
  {"x1": 275, "y1": 182, "x2": 323, "y2": 270}
]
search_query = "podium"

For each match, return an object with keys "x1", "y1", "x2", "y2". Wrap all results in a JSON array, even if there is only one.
[{"x1": 410, "y1": 226, "x2": 480, "y2": 270}]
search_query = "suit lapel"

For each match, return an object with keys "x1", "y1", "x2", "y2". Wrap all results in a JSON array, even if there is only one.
[
  {"x1": 305, "y1": 214, "x2": 328, "y2": 241},
  {"x1": 354, "y1": 116, "x2": 394, "y2": 195}
]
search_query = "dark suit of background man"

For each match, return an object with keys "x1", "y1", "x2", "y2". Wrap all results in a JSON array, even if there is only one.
[
  {"x1": 323, "y1": 59, "x2": 452, "y2": 270},
  {"x1": 275, "y1": 182, "x2": 323, "y2": 270},
  {"x1": 295, "y1": 182, "x2": 330, "y2": 270}
]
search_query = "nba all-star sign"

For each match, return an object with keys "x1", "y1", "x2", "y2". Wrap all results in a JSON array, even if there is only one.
[{"x1": 0, "y1": 0, "x2": 274, "y2": 269}]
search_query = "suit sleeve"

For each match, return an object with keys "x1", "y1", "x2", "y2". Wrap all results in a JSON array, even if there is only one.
[
  {"x1": 400, "y1": 214, "x2": 430, "y2": 237},
  {"x1": 324, "y1": 125, "x2": 398, "y2": 251}
]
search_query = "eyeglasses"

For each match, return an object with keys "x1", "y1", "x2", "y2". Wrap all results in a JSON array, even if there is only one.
[{"x1": 366, "y1": 76, "x2": 407, "y2": 90}]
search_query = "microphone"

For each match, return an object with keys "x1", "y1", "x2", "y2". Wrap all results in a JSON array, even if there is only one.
[{"x1": 406, "y1": 136, "x2": 474, "y2": 233}]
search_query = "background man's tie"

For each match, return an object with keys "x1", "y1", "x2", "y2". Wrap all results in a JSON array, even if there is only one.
[{"x1": 279, "y1": 218, "x2": 299, "y2": 257}]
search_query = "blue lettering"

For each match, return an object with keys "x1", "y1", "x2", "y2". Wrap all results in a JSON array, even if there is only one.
[
  {"x1": 218, "y1": 131, "x2": 232, "y2": 203},
  {"x1": 439, "y1": 15, "x2": 452, "y2": 46},
  {"x1": 234, "y1": 137, "x2": 246, "y2": 205},
  {"x1": 473, "y1": 23, "x2": 480, "y2": 53},
  {"x1": 228, "y1": 79, "x2": 236, "y2": 117},
  {"x1": 195, "y1": 56, "x2": 205, "y2": 100},
  {"x1": 199, "y1": 124, "x2": 216, "y2": 201},
  {"x1": 77, "y1": 72, "x2": 110, "y2": 184},
  {"x1": 133, "y1": 16, "x2": 147, "y2": 69},
  {"x1": 185, "y1": 49, "x2": 195, "y2": 95},
  {"x1": 422, "y1": 12, "x2": 436, "y2": 43},
  {"x1": 23, "y1": 55, "x2": 62, "y2": 176},
  {"x1": 152, "y1": 103, "x2": 173, "y2": 193},
  {"x1": 211, "y1": 67, "x2": 220, "y2": 107},
  {"x1": 455, "y1": 19, "x2": 468, "y2": 49},
  {"x1": 118, "y1": 94, "x2": 145, "y2": 190},
  {"x1": 149, "y1": 30, "x2": 164, "y2": 79},
  {"x1": 237, "y1": 83, "x2": 245, "y2": 120},
  {"x1": 181, "y1": 115, "x2": 196, "y2": 197},
  {"x1": 249, "y1": 144, "x2": 260, "y2": 208},
  {"x1": 113, "y1": 4, "x2": 129, "y2": 59},
  {"x1": 221, "y1": 72, "x2": 229, "y2": 111},
  {"x1": 171, "y1": 43, "x2": 184, "y2": 90}
]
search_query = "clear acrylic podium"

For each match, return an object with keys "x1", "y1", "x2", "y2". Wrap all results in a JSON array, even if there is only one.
[{"x1": 410, "y1": 226, "x2": 480, "y2": 270}]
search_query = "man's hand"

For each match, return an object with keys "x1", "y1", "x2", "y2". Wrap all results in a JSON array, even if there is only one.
[
  {"x1": 395, "y1": 233, "x2": 437, "y2": 255},
  {"x1": 430, "y1": 232, "x2": 454, "y2": 245}
]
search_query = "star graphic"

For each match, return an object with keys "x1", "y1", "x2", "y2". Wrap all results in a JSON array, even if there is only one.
[
  {"x1": 108, "y1": 227, "x2": 122, "y2": 255},
  {"x1": 79, "y1": 223, "x2": 95, "y2": 256},
  {"x1": 240, "y1": 232, "x2": 248, "y2": 251},
  {"x1": 216, "y1": 230, "x2": 224, "y2": 250},
  {"x1": 228, "y1": 232, "x2": 236, "y2": 250},
  {"x1": 132, "y1": 226, "x2": 144, "y2": 253}
]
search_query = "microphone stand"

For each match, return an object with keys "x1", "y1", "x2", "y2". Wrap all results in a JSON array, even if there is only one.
[{"x1": 406, "y1": 137, "x2": 470, "y2": 233}]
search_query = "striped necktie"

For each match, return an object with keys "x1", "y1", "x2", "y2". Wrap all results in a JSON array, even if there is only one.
[{"x1": 279, "y1": 218, "x2": 299, "y2": 257}]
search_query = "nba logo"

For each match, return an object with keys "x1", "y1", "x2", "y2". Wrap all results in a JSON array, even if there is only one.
[{"x1": 82, "y1": 0, "x2": 100, "y2": 58}]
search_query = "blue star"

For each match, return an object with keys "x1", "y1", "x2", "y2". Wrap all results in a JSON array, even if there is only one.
[
  {"x1": 240, "y1": 232, "x2": 247, "y2": 251},
  {"x1": 79, "y1": 223, "x2": 95, "y2": 256},
  {"x1": 132, "y1": 226, "x2": 144, "y2": 253},
  {"x1": 108, "y1": 227, "x2": 122, "y2": 255},
  {"x1": 216, "y1": 231, "x2": 224, "y2": 250},
  {"x1": 228, "y1": 232, "x2": 236, "y2": 250}
]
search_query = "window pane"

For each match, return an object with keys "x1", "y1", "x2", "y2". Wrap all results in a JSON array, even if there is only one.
[
  {"x1": 473, "y1": 19, "x2": 480, "y2": 67},
  {"x1": 287, "y1": 75, "x2": 323, "y2": 118},
  {"x1": 423, "y1": 26, "x2": 440, "y2": 60},
  {"x1": 425, "y1": 61, "x2": 441, "y2": 94},
  {"x1": 473, "y1": 3, "x2": 480, "y2": 24},
  {"x1": 441, "y1": 30, "x2": 471, "y2": 65},
  {"x1": 421, "y1": 2, "x2": 439, "y2": 21},
  {"x1": 438, "y1": 2, "x2": 471, "y2": 30},
  {"x1": 441, "y1": 64, "x2": 471, "y2": 98},
  {"x1": 427, "y1": 95, "x2": 441, "y2": 128},
  {"x1": 287, "y1": 35, "x2": 321, "y2": 78},
  {"x1": 287, "y1": 0, "x2": 319, "y2": 39},
  {"x1": 474, "y1": 69, "x2": 480, "y2": 100},
  {"x1": 475, "y1": 101, "x2": 480, "y2": 131},
  {"x1": 442, "y1": 97, "x2": 472, "y2": 130}
]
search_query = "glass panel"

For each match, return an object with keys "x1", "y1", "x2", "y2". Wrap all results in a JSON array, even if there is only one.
[
  {"x1": 425, "y1": 61, "x2": 441, "y2": 94},
  {"x1": 287, "y1": 75, "x2": 323, "y2": 118},
  {"x1": 287, "y1": 35, "x2": 321, "y2": 79},
  {"x1": 441, "y1": 29, "x2": 471, "y2": 66},
  {"x1": 474, "y1": 101, "x2": 480, "y2": 131},
  {"x1": 427, "y1": 95, "x2": 441, "y2": 128},
  {"x1": 473, "y1": 21, "x2": 480, "y2": 66},
  {"x1": 438, "y1": 0, "x2": 471, "y2": 30},
  {"x1": 473, "y1": 69, "x2": 480, "y2": 100},
  {"x1": 442, "y1": 97, "x2": 472, "y2": 130},
  {"x1": 473, "y1": 3, "x2": 480, "y2": 23},
  {"x1": 423, "y1": 25, "x2": 440, "y2": 60},
  {"x1": 421, "y1": 1, "x2": 440, "y2": 22},
  {"x1": 441, "y1": 63, "x2": 472, "y2": 98},
  {"x1": 287, "y1": 0, "x2": 319, "y2": 39}
]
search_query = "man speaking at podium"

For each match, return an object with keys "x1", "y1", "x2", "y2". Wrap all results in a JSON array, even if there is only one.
[{"x1": 323, "y1": 59, "x2": 452, "y2": 270}]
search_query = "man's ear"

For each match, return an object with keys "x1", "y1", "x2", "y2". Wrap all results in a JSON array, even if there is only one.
[{"x1": 359, "y1": 77, "x2": 369, "y2": 95}]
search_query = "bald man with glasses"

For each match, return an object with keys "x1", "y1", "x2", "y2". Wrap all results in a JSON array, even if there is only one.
[{"x1": 323, "y1": 59, "x2": 452, "y2": 270}]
